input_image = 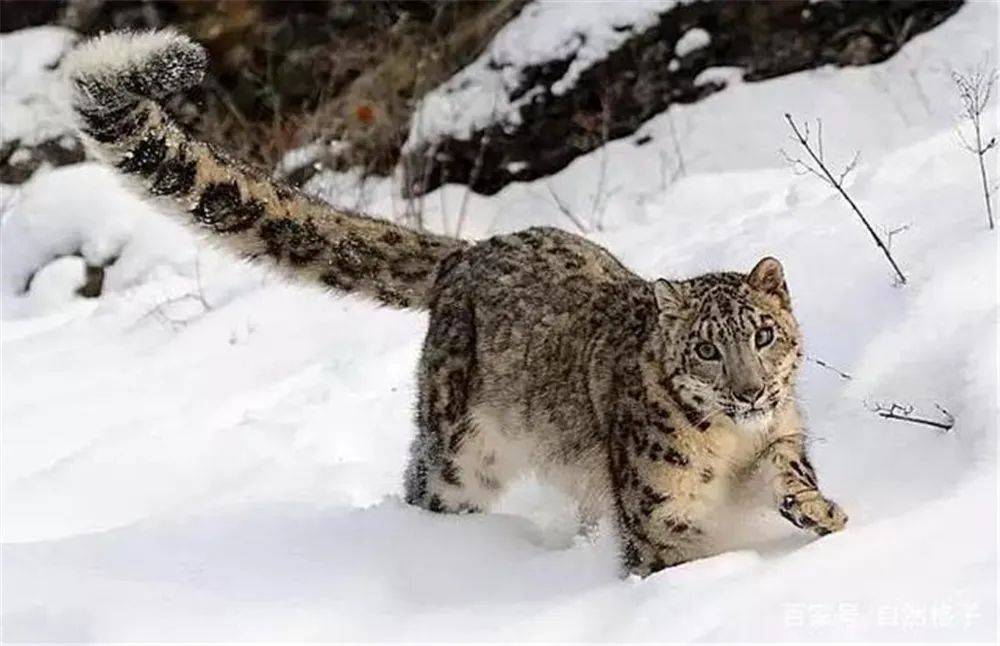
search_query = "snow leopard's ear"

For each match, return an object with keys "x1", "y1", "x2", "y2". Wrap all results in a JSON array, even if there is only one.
[
  {"x1": 654, "y1": 279, "x2": 687, "y2": 316},
  {"x1": 747, "y1": 257, "x2": 790, "y2": 307}
]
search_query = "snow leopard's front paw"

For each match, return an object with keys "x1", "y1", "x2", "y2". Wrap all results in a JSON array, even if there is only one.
[{"x1": 779, "y1": 491, "x2": 848, "y2": 536}]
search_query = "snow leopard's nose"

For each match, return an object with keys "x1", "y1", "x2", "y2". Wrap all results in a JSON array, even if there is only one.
[{"x1": 733, "y1": 384, "x2": 765, "y2": 405}]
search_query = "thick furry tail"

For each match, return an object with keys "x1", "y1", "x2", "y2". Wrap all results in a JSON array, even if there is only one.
[{"x1": 64, "y1": 29, "x2": 465, "y2": 310}]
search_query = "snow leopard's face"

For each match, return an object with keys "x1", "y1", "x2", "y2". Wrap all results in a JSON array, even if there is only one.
[{"x1": 654, "y1": 258, "x2": 801, "y2": 430}]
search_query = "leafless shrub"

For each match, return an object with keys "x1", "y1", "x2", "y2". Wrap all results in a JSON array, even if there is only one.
[
  {"x1": 866, "y1": 400, "x2": 955, "y2": 432},
  {"x1": 952, "y1": 61, "x2": 998, "y2": 230},
  {"x1": 780, "y1": 113, "x2": 907, "y2": 285}
]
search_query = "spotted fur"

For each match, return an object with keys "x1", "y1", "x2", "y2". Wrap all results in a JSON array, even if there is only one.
[{"x1": 66, "y1": 30, "x2": 847, "y2": 577}]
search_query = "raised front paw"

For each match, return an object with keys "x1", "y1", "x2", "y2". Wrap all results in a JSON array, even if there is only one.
[{"x1": 779, "y1": 491, "x2": 848, "y2": 536}]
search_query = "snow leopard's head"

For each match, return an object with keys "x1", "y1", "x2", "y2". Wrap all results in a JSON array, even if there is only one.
[{"x1": 652, "y1": 257, "x2": 802, "y2": 430}]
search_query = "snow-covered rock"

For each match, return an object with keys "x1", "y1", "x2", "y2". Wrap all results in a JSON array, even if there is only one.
[
  {"x1": 399, "y1": 0, "x2": 962, "y2": 195},
  {"x1": 675, "y1": 27, "x2": 711, "y2": 57}
]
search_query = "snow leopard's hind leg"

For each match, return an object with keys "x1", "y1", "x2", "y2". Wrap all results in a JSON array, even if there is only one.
[{"x1": 404, "y1": 297, "x2": 509, "y2": 514}]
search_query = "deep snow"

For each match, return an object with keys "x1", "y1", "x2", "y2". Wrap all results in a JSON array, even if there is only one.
[{"x1": 1, "y1": 2, "x2": 998, "y2": 642}]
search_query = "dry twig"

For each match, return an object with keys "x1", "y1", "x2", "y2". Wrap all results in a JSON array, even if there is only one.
[
  {"x1": 545, "y1": 183, "x2": 589, "y2": 234},
  {"x1": 806, "y1": 355, "x2": 853, "y2": 381},
  {"x1": 881, "y1": 223, "x2": 911, "y2": 252},
  {"x1": 867, "y1": 400, "x2": 955, "y2": 431}
]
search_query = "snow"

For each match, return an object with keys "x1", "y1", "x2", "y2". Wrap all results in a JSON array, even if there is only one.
[
  {"x1": 2, "y1": 3, "x2": 998, "y2": 642},
  {"x1": 675, "y1": 27, "x2": 711, "y2": 57},
  {"x1": 0, "y1": 26, "x2": 78, "y2": 146}
]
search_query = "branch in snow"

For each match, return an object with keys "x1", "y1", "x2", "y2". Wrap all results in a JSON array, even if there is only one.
[
  {"x1": 780, "y1": 113, "x2": 907, "y2": 285},
  {"x1": 779, "y1": 118, "x2": 861, "y2": 188},
  {"x1": 866, "y1": 400, "x2": 955, "y2": 432},
  {"x1": 544, "y1": 182, "x2": 589, "y2": 234},
  {"x1": 134, "y1": 253, "x2": 215, "y2": 331},
  {"x1": 952, "y1": 60, "x2": 998, "y2": 230},
  {"x1": 590, "y1": 84, "x2": 622, "y2": 232},
  {"x1": 658, "y1": 110, "x2": 689, "y2": 193},
  {"x1": 880, "y1": 222, "x2": 911, "y2": 252}
]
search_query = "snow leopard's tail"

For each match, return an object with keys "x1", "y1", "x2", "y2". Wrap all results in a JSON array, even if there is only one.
[{"x1": 64, "y1": 29, "x2": 465, "y2": 310}]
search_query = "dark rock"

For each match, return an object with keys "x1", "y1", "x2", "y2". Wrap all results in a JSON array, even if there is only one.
[
  {"x1": 76, "y1": 263, "x2": 106, "y2": 298},
  {"x1": 0, "y1": 137, "x2": 87, "y2": 185}
]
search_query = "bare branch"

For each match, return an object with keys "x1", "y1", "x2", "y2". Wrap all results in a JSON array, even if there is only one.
[
  {"x1": 817, "y1": 118, "x2": 824, "y2": 163},
  {"x1": 655, "y1": 111, "x2": 689, "y2": 193},
  {"x1": 589, "y1": 84, "x2": 623, "y2": 232},
  {"x1": 881, "y1": 222, "x2": 911, "y2": 252},
  {"x1": 837, "y1": 150, "x2": 861, "y2": 185},
  {"x1": 658, "y1": 149, "x2": 685, "y2": 192},
  {"x1": 778, "y1": 148, "x2": 830, "y2": 186},
  {"x1": 131, "y1": 252, "x2": 214, "y2": 331},
  {"x1": 954, "y1": 125, "x2": 978, "y2": 153},
  {"x1": 867, "y1": 400, "x2": 955, "y2": 431},
  {"x1": 545, "y1": 182, "x2": 589, "y2": 234},
  {"x1": 666, "y1": 110, "x2": 687, "y2": 181},
  {"x1": 781, "y1": 113, "x2": 907, "y2": 284},
  {"x1": 806, "y1": 355, "x2": 853, "y2": 381}
]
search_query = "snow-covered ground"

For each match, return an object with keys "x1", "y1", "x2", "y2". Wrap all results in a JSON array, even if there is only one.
[{"x1": 2, "y1": 3, "x2": 997, "y2": 642}]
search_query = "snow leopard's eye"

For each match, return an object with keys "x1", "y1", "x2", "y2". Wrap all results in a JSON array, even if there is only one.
[
  {"x1": 755, "y1": 326, "x2": 775, "y2": 349},
  {"x1": 695, "y1": 341, "x2": 720, "y2": 361}
]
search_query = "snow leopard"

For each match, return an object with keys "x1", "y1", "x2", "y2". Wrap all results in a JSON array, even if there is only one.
[{"x1": 64, "y1": 29, "x2": 847, "y2": 576}]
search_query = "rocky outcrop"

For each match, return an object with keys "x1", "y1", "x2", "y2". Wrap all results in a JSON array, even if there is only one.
[{"x1": 402, "y1": 0, "x2": 963, "y2": 196}]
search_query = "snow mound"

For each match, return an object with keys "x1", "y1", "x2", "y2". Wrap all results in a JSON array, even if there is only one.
[{"x1": 0, "y1": 26, "x2": 78, "y2": 146}]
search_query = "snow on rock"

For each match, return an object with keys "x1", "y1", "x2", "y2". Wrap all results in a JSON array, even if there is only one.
[
  {"x1": 1, "y1": 1, "x2": 998, "y2": 642},
  {"x1": 675, "y1": 27, "x2": 711, "y2": 57},
  {"x1": 0, "y1": 26, "x2": 78, "y2": 146},
  {"x1": 406, "y1": 0, "x2": 680, "y2": 147}
]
